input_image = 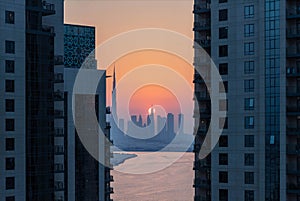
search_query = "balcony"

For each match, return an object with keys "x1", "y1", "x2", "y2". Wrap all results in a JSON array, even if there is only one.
[
  {"x1": 287, "y1": 127, "x2": 300, "y2": 135},
  {"x1": 287, "y1": 26, "x2": 300, "y2": 38},
  {"x1": 106, "y1": 122, "x2": 111, "y2": 129},
  {"x1": 54, "y1": 181, "x2": 64, "y2": 191},
  {"x1": 54, "y1": 163, "x2": 64, "y2": 173},
  {"x1": 287, "y1": 48, "x2": 300, "y2": 58},
  {"x1": 54, "y1": 55, "x2": 64, "y2": 65},
  {"x1": 54, "y1": 128, "x2": 64, "y2": 137},
  {"x1": 287, "y1": 67, "x2": 300, "y2": 77},
  {"x1": 54, "y1": 110, "x2": 64, "y2": 118},
  {"x1": 194, "y1": 196, "x2": 211, "y2": 201},
  {"x1": 193, "y1": 161, "x2": 210, "y2": 170},
  {"x1": 195, "y1": 39, "x2": 211, "y2": 48},
  {"x1": 193, "y1": 3, "x2": 211, "y2": 14},
  {"x1": 106, "y1": 107, "x2": 111, "y2": 114},
  {"x1": 286, "y1": 144, "x2": 300, "y2": 155},
  {"x1": 287, "y1": 8, "x2": 300, "y2": 19},
  {"x1": 55, "y1": 145, "x2": 64, "y2": 155},
  {"x1": 193, "y1": 22, "x2": 211, "y2": 32},
  {"x1": 106, "y1": 187, "x2": 114, "y2": 194},
  {"x1": 287, "y1": 106, "x2": 300, "y2": 115},
  {"x1": 287, "y1": 86, "x2": 300, "y2": 96},
  {"x1": 42, "y1": 25, "x2": 55, "y2": 36},
  {"x1": 194, "y1": 92, "x2": 210, "y2": 101},
  {"x1": 42, "y1": 1, "x2": 55, "y2": 16},
  {"x1": 286, "y1": 165, "x2": 300, "y2": 175},
  {"x1": 193, "y1": 178, "x2": 210, "y2": 188},
  {"x1": 106, "y1": 175, "x2": 114, "y2": 182},
  {"x1": 54, "y1": 73, "x2": 64, "y2": 83},
  {"x1": 287, "y1": 183, "x2": 300, "y2": 194},
  {"x1": 54, "y1": 90, "x2": 64, "y2": 101}
]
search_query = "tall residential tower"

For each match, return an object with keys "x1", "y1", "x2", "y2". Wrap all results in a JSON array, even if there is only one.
[{"x1": 194, "y1": 1, "x2": 299, "y2": 201}]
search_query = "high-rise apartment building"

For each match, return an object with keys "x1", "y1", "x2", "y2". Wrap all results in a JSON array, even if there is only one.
[
  {"x1": 0, "y1": 1, "x2": 112, "y2": 201},
  {"x1": 194, "y1": 1, "x2": 299, "y2": 201}
]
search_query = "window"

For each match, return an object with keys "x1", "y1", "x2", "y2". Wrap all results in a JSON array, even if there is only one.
[
  {"x1": 5, "y1": 119, "x2": 15, "y2": 131},
  {"x1": 245, "y1": 135, "x2": 254, "y2": 147},
  {"x1": 219, "y1": 135, "x2": 228, "y2": 147},
  {"x1": 245, "y1": 190, "x2": 254, "y2": 201},
  {"x1": 219, "y1": 45, "x2": 228, "y2": 57},
  {"x1": 6, "y1": 99, "x2": 15, "y2": 112},
  {"x1": 6, "y1": 196, "x2": 15, "y2": 201},
  {"x1": 5, "y1": 80, "x2": 15, "y2": 92},
  {"x1": 6, "y1": 158, "x2": 15, "y2": 170},
  {"x1": 219, "y1": 171, "x2": 228, "y2": 183},
  {"x1": 219, "y1": 63, "x2": 228, "y2": 75},
  {"x1": 6, "y1": 138, "x2": 15, "y2": 151},
  {"x1": 244, "y1": 61, "x2": 254, "y2": 74},
  {"x1": 219, "y1": 189, "x2": 228, "y2": 201},
  {"x1": 244, "y1": 79, "x2": 254, "y2": 92},
  {"x1": 5, "y1": 11, "x2": 15, "y2": 24},
  {"x1": 245, "y1": 172, "x2": 254, "y2": 184},
  {"x1": 219, "y1": 81, "x2": 228, "y2": 93},
  {"x1": 219, "y1": 117, "x2": 228, "y2": 129},
  {"x1": 244, "y1": 153, "x2": 254, "y2": 166},
  {"x1": 219, "y1": 27, "x2": 228, "y2": 39},
  {"x1": 244, "y1": 24, "x2": 254, "y2": 37},
  {"x1": 245, "y1": 116, "x2": 254, "y2": 129},
  {"x1": 219, "y1": 99, "x2": 227, "y2": 111},
  {"x1": 5, "y1": 40, "x2": 15, "y2": 54},
  {"x1": 244, "y1": 42, "x2": 254, "y2": 55},
  {"x1": 219, "y1": 153, "x2": 228, "y2": 165},
  {"x1": 244, "y1": 5, "x2": 254, "y2": 19},
  {"x1": 219, "y1": 9, "x2": 228, "y2": 21},
  {"x1": 5, "y1": 60, "x2": 15, "y2": 73},
  {"x1": 219, "y1": 0, "x2": 227, "y2": 3},
  {"x1": 244, "y1": 98, "x2": 254, "y2": 110},
  {"x1": 6, "y1": 177, "x2": 15, "y2": 190}
]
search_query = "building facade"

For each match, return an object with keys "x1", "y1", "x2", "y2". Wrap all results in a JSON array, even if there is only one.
[
  {"x1": 0, "y1": 1, "x2": 112, "y2": 201},
  {"x1": 194, "y1": 1, "x2": 299, "y2": 201}
]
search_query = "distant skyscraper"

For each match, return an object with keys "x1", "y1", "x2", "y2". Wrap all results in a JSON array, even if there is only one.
[
  {"x1": 138, "y1": 115, "x2": 143, "y2": 127},
  {"x1": 131, "y1": 115, "x2": 137, "y2": 125},
  {"x1": 193, "y1": 1, "x2": 299, "y2": 201},
  {"x1": 111, "y1": 65, "x2": 118, "y2": 124},
  {"x1": 167, "y1": 113, "x2": 175, "y2": 137},
  {"x1": 178, "y1": 113, "x2": 184, "y2": 134}
]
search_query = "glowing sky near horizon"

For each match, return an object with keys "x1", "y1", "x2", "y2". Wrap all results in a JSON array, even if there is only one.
[{"x1": 64, "y1": 0, "x2": 194, "y2": 134}]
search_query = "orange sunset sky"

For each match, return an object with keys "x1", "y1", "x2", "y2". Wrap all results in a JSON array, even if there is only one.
[{"x1": 64, "y1": 0, "x2": 194, "y2": 133}]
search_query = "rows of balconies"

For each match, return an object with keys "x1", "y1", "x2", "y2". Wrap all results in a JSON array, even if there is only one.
[{"x1": 193, "y1": 178, "x2": 210, "y2": 188}]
